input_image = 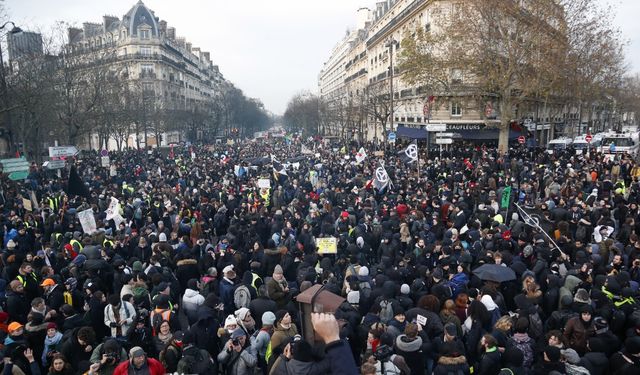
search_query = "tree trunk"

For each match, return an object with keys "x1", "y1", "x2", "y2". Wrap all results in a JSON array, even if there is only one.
[{"x1": 498, "y1": 96, "x2": 512, "y2": 155}]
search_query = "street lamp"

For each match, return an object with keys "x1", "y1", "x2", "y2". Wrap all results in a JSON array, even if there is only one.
[{"x1": 0, "y1": 21, "x2": 23, "y2": 154}]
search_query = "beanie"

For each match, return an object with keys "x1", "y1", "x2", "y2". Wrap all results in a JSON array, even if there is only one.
[
  {"x1": 275, "y1": 310, "x2": 288, "y2": 324},
  {"x1": 544, "y1": 346, "x2": 561, "y2": 362},
  {"x1": 274, "y1": 264, "x2": 283, "y2": 275},
  {"x1": 262, "y1": 311, "x2": 276, "y2": 326},
  {"x1": 358, "y1": 266, "x2": 369, "y2": 277},
  {"x1": 400, "y1": 284, "x2": 410, "y2": 295},
  {"x1": 158, "y1": 233, "x2": 167, "y2": 242},
  {"x1": 347, "y1": 290, "x2": 360, "y2": 304}
]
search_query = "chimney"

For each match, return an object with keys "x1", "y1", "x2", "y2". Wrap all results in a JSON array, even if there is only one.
[
  {"x1": 185, "y1": 42, "x2": 192, "y2": 52},
  {"x1": 158, "y1": 20, "x2": 167, "y2": 35},
  {"x1": 167, "y1": 27, "x2": 176, "y2": 39},
  {"x1": 68, "y1": 27, "x2": 83, "y2": 43},
  {"x1": 102, "y1": 16, "x2": 119, "y2": 33}
]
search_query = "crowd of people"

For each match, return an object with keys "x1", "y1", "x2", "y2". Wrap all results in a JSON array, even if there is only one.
[{"x1": 0, "y1": 135, "x2": 639, "y2": 375}]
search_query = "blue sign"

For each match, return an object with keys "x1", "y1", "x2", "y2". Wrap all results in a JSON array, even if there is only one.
[{"x1": 388, "y1": 132, "x2": 397, "y2": 141}]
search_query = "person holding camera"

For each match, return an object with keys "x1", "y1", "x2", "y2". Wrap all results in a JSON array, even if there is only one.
[
  {"x1": 87, "y1": 338, "x2": 127, "y2": 375},
  {"x1": 103, "y1": 295, "x2": 136, "y2": 339},
  {"x1": 217, "y1": 328, "x2": 258, "y2": 375}
]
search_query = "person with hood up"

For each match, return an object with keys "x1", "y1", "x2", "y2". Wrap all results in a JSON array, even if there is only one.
[
  {"x1": 217, "y1": 328, "x2": 257, "y2": 375},
  {"x1": 181, "y1": 278, "x2": 204, "y2": 325},
  {"x1": 433, "y1": 341, "x2": 470, "y2": 375},
  {"x1": 269, "y1": 334, "x2": 331, "y2": 375},
  {"x1": 395, "y1": 322, "x2": 429, "y2": 375},
  {"x1": 563, "y1": 305, "x2": 596, "y2": 355},
  {"x1": 533, "y1": 345, "x2": 565, "y2": 375},
  {"x1": 235, "y1": 307, "x2": 256, "y2": 336}
]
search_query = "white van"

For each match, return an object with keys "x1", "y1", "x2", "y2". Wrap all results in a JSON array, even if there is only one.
[
  {"x1": 547, "y1": 137, "x2": 573, "y2": 153},
  {"x1": 599, "y1": 133, "x2": 638, "y2": 156}
]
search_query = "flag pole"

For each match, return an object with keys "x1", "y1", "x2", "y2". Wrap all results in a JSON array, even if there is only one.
[{"x1": 514, "y1": 202, "x2": 567, "y2": 258}]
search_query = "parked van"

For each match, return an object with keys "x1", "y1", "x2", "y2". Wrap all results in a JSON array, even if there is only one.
[
  {"x1": 547, "y1": 137, "x2": 573, "y2": 153},
  {"x1": 599, "y1": 133, "x2": 638, "y2": 156}
]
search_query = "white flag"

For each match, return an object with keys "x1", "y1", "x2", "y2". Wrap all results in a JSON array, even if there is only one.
[
  {"x1": 301, "y1": 144, "x2": 313, "y2": 155},
  {"x1": 356, "y1": 147, "x2": 367, "y2": 164}
]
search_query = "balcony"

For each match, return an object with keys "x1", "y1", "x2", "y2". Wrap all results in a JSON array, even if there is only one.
[{"x1": 139, "y1": 71, "x2": 156, "y2": 79}]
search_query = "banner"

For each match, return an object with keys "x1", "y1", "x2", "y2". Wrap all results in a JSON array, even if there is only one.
[
  {"x1": 356, "y1": 147, "x2": 367, "y2": 164},
  {"x1": 398, "y1": 142, "x2": 418, "y2": 164},
  {"x1": 77, "y1": 208, "x2": 97, "y2": 234},
  {"x1": 501, "y1": 186, "x2": 512, "y2": 209},
  {"x1": 258, "y1": 178, "x2": 271, "y2": 189},
  {"x1": 317, "y1": 237, "x2": 337, "y2": 254},
  {"x1": 373, "y1": 162, "x2": 391, "y2": 192}
]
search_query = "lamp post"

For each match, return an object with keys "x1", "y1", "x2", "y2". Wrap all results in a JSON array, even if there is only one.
[{"x1": 0, "y1": 21, "x2": 22, "y2": 154}]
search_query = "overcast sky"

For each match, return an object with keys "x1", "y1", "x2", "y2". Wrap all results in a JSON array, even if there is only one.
[{"x1": 5, "y1": 0, "x2": 640, "y2": 115}]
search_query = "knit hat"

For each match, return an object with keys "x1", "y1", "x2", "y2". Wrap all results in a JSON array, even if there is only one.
[
  {"x1": 6, "y1": 240, "x2": 16, "y2": 249},
  {"x1": 594, "y1": 317, "x2": 608, "y2": 334},
  {"x1": 0, "y1": 312, "x2": 8, "y2": 323},
  {"x1": 71, "y1": 254, "x2": 87, "y2": 266},
  {"x1": 561, "y1": 348, "x2": 580, "y2": 365},
  {"x1": 224, "y1": 314, "x2": 238, "y2": 330},
  {"x1": 400, "y1": 284, "x2": 410, "y2": 295},
  {"x1": 129, "y1": 346, "x2": 145, "y2": 358},
  {"x1": 358, "y1": 266, "x2": 369, "y2": 277},
  {"x1": 574, "y1": 288, "x2": 591, "y2": 304},
  {"x1": 262, "y1": 311, "x2": 276, "y2": 326},
  {"x1": 223, "y1": 265, "x2": 235, "y2": 275},
  {"x1": 273, "y1": 264, "x2": 284, "y2": 275},
  {"x1": 275, "y1": 310, "x2": 288, "y2": 324},
  {"x1": 8, "y1": 322, "x2": 23, "y2": 333},
  {"x1": 230, "y1": 328, "x2": 247, "y2": 340},
  {"x1": 347, "y1": 290, "x2": 360, "y2": 304},
  {"x1": 432, "y1": 268, "x2": 444, "y2": 280},
  {"x1": 444, "y1": 323, "x2": 457, "y2": 337},
  {"x1": 235, "y1": 307, "x2": 250, "y2": 321},
  {"x1": 132, "y1": 261, "x2": 143, "y2": 272},
  {"x1": 544, "y1": 346, "x2": 561, "y2": 362},
  {"x1": 158, "y1": 233, "x2": 167, "y2": 242},
  {"x1": 46, "y1": 322, "x2": 57, "y2": 331}
]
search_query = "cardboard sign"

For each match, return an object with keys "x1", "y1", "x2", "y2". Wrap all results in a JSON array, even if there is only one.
[
  {"x1": 77, "y1": 208, "x2": 97, "y2": 234},
  {"x1": 258, "y1": 179, "x2": 271, "y2": 189},
  {"x1": 317, "y1": 237, "x2": 337, "y2": 254},
  {"x1": 417, "y1": 314, "x2": 427, "y2": 326},
  {"x1": 22, "y1": 198, "x2": 32, "y2": 211},
  {"x1": 374, "y1": 151, "x2": 385, "y2": 157},
  {"x1": 101, "y1": 156, "x2": 110, "y2": 167}
]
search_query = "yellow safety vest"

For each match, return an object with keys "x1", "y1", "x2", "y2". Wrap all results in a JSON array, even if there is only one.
[
  {"x1": 103, "y1": 239, "x2": 115, "y2": 248},
  {"x1": 48, "y1": 197, "x2": 60, "y2": 212},
  {"x1": 70, "y1": 239, "x2": 84, "y2": 251},
  {"x1": 16, "y1": 272, "x2": 38, "y2": 287},
  {"x1": 251, "y1": 273, "x2": 262, "y2": 292}
]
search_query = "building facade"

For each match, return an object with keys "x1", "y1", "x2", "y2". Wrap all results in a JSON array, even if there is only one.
[
  {"x1": 318, "y1": 0, "x2": 605, "y2": 144},
  {"x1": 63, "y1": 0, "x2": 229, "y2": 149}
]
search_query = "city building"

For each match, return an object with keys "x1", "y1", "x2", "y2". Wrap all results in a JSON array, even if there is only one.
[
  {"x1": 62, "y1": 0, "x2": 229, "y2": 149},
  {"x1": 7, "y1": 31, "x2": 43, "y2": 61},
  {"x1": 318, "y1": 0, "x2": 601, "y2": 144}
]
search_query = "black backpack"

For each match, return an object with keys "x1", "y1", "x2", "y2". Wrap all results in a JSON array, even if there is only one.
[{"x1": 176, "y1": 347, "x2": 215, "y2": 375}]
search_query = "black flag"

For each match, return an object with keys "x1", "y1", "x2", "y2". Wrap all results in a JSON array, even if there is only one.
[
  {"x1": 398, "y1": 141, "x2": 418, "y2": 164},
  {"x1": 66, "y1": 166, "x2": 90, "y2": 198}
]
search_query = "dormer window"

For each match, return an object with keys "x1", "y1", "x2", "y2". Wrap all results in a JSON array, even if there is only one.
[{"x1": 140, "y1": 29, "x2": 150, "y2": 39}]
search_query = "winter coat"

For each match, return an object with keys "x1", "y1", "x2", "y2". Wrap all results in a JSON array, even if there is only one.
[
  {"x1": 217, "y1": 340, "x2": 258, "y2": 375},
  {"x1": 564, "y1": 317, "x2": 595, "y2": 355},
  {"x1": 580, "y1": 351, "x2": 608, "y2": 375},
  {"x1": 220, "y1": 277, "x2": 236, "y2": 314},
  {"x1": 182, "y1": 288, "x2": 204, "y2": 324},
  {"x1": 266, "y1": 277, "x2": 290, "y2": 309},
  {"x1": 44, "y1": 285, "x2": 65, "y2": 311},
  {"x1": 103, "y1": 301, "x2": 137, "y2": 338},
  {"x1": 270, "y1": 324, "x2": 298, "y2": 352},
  {"x1": 269, "y1": 355, "x2": 331, "y2": 375},
  {"x1": 395, "y1": 333, "x2": 428, "y2": 375},
  {"x1": 433, "y1": 354, "x2": 470, "y2": 375},
  {"x1": 249, "y1": 297, "x2": 277, "y2": 328},
  {"x1": 175, "y1": 258, "x2": 200, "y2": 292},
  {"x1": 477, "y1": 349, "x2": 501, "y2": 375},
  {"x1": 112, "y1": 357, "x2": 165, "y2": 375},
  {"x1": 323, "y1": 339, "x2": 359, "y2": 375},
  {"x1": 6, "y1": 290, "x2": 30, "y2": 324}
]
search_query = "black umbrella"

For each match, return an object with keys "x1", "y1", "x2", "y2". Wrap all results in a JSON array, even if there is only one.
[{"x1": 472, "y1": 263, "x2": 516, "y2": 283}]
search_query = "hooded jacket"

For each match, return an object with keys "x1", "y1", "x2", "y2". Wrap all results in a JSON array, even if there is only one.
[
  {"x1": 433, "y1": 354, "x2": 470, "y2": 375},
  {"x1": 395, "y1": 333, "x2": 428, "y2": 375},
  {"x1": 113, "y1": 357, "x2": 165, "y2": 375}
]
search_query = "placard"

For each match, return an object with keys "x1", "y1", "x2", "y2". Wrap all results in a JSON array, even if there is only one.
[
  {"x1": 22, "y1": 198, "x2": 32, "y2": 211},
  {"x1": 317, "y1": 237, "x2": 337, "y2": 254},
  {"x1": 77, "y1": 208, "x2": 97, "y2": 234},
  {"x1": 258, "y1": 179, "x2": 271, "y2": 189}
]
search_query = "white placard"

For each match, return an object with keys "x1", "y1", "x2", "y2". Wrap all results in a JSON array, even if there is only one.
[
  {"x1": 258, "y1": 179, "x2": 271, "y2": 189},
  {"x1": 77, "y1": 209, "x2": 97, "y2": 234}
]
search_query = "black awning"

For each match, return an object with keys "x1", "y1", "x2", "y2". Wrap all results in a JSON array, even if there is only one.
[{"x1": 396, "y1": 125, "x2": 429, "y2": 139}]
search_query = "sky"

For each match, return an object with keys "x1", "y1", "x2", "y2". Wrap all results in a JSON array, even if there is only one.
[{"x1": 4, "y1": 0, "x2": 640, "y2": 115}]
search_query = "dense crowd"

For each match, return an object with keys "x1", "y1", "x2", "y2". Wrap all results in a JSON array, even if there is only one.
[{"x1": 0, "y1": 136, "x2": 639, "y2": 375}]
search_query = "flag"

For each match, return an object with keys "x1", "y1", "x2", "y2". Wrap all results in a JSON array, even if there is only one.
[
  {"x1": 373, "y1": 163, "x2": 391, "y2": 192},
  {"x1": 301, "y1": 144, "x2": 313, "y2": 155},
  {"x1": 398, "y1": 142, "x2": 418, "y2": 164},
  {"x1": 356, "y1": 147, "x2": 367, "y2": 164},
  {"x1": 66, "y1": 166, "x2": 90, "y2": 198},
  {"x1": 501, "y1": 186, "x2": 512, "y2": 209},
  {"x1": 464, "y1": 158, "x2": 473, "y2": 170}
]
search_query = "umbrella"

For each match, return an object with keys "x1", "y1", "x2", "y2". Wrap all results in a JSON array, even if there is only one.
[{"x1": 472, "y1": 263, "x2": 516, "y2": 283}]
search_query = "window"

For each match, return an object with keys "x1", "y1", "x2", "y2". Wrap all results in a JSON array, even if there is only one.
[
  {"x1": 140, "y1": 46, "x2": 152, "y2": 56},
  {"x1": 451, "y1": 68, "x2": 463, "y2": 84},
  {"x1": 140, "y1": 63, "x2": 154, "y2": 78},
  {"x1": 140, "y1": 29, "x2": 150, "y2": 39},
  {"x1": 451, "y1": 102, "x2": 462, "y2": 116}
]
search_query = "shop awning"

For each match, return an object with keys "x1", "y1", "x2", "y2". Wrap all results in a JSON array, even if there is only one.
[{"x1": 396, "y1": 125, "x2": 429, "y2": 139}]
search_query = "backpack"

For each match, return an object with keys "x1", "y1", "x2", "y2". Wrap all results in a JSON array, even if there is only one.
[
  {"x1": 527, "y1": 311, "x2": 544, "y2": 340},
  {"x1": 575, "y1": 225, "x2": 587, "y2": 242},
  {"x1": 379, "y1": 299, "x2": 394, "y2": 324},
  {"x1": 159, "y1": 345, "x2": 180, "y2": 371},
  {"x1": 234, "y1": 285, "x2": 252, "y2": 309},
  {"x1": 176, "y1": 348, "x2": 215, "y2": 375},
  {"x1": 565, "y1": 363, "x2": 590, "y2": 375},
  {"x1": 507, "y1": 336, "x2": 534, "y2": 368},
  {"x1": 359, "y1": 281, "x2": 372, "y2": 300}
]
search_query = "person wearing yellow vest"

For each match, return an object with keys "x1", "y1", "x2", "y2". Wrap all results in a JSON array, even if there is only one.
[
  {"x1": 16, "y1": 262, "x2": 40, "y2": 300},
  {"x1": 47, "y1": 195, "x2": 61, "y2": 212},
  {"x1": 69, "y1": 232, "x2": 83, "y2": 253}
]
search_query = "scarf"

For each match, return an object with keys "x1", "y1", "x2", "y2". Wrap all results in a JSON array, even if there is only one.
[{"x1": 43, "y1": 331, "x2": 63, "y2": 364}]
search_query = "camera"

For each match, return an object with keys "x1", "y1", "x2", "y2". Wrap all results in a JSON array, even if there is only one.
[
  {"x1": 231, "y1": 338, "x2": 240, "y2": 346},
  {"x1": 374, "y1": 345, "x2": 394, "y2": 362}
]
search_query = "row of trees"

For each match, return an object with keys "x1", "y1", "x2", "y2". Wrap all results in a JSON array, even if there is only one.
[
  {"x1": 1, "y1": 20, "x2": 270, "y2": 160},
  {"x1": 286, "y1": 0, "x2": 639, "y2": 153},
  {"x1": 398, "y1": 0, "x2": 632, "y2": 152}
]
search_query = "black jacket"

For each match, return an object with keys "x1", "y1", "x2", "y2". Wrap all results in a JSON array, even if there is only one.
[
  {"x1": 6, "y1": 290, "x2": 30, "y2": 324},
  {"x1": 477, "y1": 349, "x2": 501, "y2": 375},
  {"x1": 433, "y1": 354, "x2": 470, "y2": 375},
  {"x1": 45, "y1": 285, "x2": 65, "y2": 311}
]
